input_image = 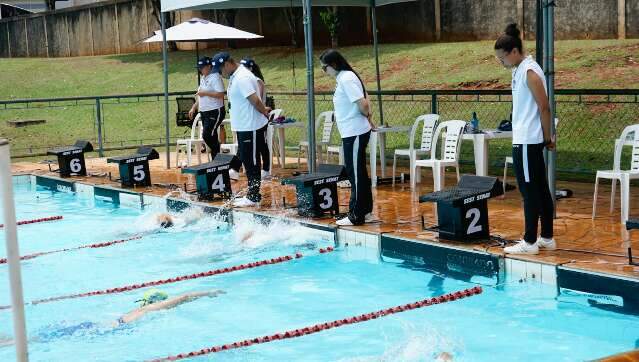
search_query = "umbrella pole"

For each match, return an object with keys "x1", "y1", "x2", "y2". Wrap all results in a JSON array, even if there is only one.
[
  {"x1": 370, "y1": 1, "x2": 384, "y2": 125},
  {"x1": 303, "y1": 0, "x2": 316, "y2": 173},
  {"x1": 544, "y1": 0, "x2": 557, "y2": 217},
  {"x1": 161, "y1": 11, "x2": 171, "y2": 169},
  {"x1": 196, "y1": 42, "x2": 201, "y2": 86}
]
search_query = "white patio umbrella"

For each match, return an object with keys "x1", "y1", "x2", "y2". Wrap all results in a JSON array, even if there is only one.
[{"x1": 144, "y1": 17, "x2": 263, "y2": 84}]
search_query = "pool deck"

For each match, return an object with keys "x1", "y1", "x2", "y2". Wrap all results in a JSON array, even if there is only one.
[{"x1": 10, "y1": 153, "x2": 639, "y2": 283}]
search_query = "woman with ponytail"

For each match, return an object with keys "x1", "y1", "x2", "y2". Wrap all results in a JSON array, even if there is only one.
[
  {"x1": 320, "y1": 49, "x2": 374, "y2": 226},
  {"x1": 495, "y1": 23, "x2": 555, "y2": 255}
]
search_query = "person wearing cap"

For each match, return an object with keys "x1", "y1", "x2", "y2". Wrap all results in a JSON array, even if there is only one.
[
  {"x1": 241, "y1": 57, "x2": 271, "y2": 180},
  {"x1": 188, "y1": 56, "x2": 227, "y2": 160},
  {"x1": 212, "y1": 52, "x2": 271, "y2": 208}
]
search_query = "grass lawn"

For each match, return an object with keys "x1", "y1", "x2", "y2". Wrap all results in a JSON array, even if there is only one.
[{"x1": 0, "y1": 39, "x2": 638, "y2": 180}]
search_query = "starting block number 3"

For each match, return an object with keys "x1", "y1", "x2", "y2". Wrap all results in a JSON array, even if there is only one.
[{"x1": 318, "y1": 188, "x2": 333, "y2": 209}]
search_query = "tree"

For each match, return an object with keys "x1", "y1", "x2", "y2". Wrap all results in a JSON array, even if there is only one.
[
  {"x1": 220, "y1": 9, "x2": 238, "y2": 49},
  {"x1": 150, "y1": 0, "x2": 177, "y2": 51},
  {"x1": 320, "y1": 6, "x2": 340, "y2": 48},
  {"x1": 283, "y1": 7, "x2": 300, "y2": 48}
]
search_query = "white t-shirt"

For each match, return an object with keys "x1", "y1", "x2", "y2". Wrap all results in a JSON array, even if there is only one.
[
  {"x1": 198, "y1": 72, "x2": 225, "y2": 111},
  {"x1": 511, "y1": 56, "x2": 547, "y2": 144},
  {"x1": 228, "y1": 65, "x2": 268, "y2": 132},
  {"x1": 333, "y1": 70, "x2": 371, "y2": 138}
]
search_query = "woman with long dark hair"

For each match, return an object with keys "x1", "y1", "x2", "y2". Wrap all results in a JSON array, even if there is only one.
[
  {"x1": 495, "y1": 24, "x2": 555, "y2": 255},
  {"x1": 320, "y1": 49, "x2": 374, "y2": 226},
  {"x1": 241, "y1": 57, "x2": 271, "y2": 179}
]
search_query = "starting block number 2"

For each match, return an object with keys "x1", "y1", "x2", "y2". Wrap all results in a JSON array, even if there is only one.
[{"x1": 465, "y1": 207, "x2": 483, "y2": 235}]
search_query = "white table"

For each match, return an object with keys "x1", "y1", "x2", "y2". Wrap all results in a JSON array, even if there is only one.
[
  {"x1": 269, "y1": 122, "x2": 304, "y2": 168},
  {"x1": 370, "y1": 125, "x2": 411, "y2": 187},
  {"x1": 462, "y1": 129, "x2": 513, "y2": 176}
]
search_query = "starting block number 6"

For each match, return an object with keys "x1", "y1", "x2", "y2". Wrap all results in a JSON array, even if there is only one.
[{"x1": 69, "y1": 158, "x2": 82, "y2": 173}]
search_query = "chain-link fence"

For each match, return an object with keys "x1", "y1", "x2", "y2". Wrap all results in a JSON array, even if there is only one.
[{"x1": 1, "y1": 89, "x2": 637, "y2": 181}]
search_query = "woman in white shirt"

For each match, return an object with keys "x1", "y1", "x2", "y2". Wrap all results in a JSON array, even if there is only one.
[
  {"x1": 320, "y1": 49, "x2": 374, "y2": 226},
  {"x1": 495, "y1": 24, "x2": 556, "y2": 255},
  {"x1": 189, "y1": 57, "x2": 226, "y2": 159}
]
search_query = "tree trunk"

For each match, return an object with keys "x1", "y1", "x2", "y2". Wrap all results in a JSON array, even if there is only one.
[
  {"x1": 150, "y1": 0, "x2": 177, "y2": 51},
  {"x1": 283, "y1": 7, "x2": 299, "y2": 48},
  {"x1": 222, "y1": 9, "x2": 238, "y2": 49}
]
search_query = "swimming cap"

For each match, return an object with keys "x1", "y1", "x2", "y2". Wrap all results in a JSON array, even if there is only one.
[{"x1": 136, "y1": 289, "x2": 168, "y2": 306}]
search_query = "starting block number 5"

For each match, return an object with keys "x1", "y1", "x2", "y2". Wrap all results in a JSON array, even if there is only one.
[
  {"x1": 465, "y1": 208, "x2": 482, "y2": 234},
  {"x1": 133, "y1": 165, "x2": 145, "y2": 182}
]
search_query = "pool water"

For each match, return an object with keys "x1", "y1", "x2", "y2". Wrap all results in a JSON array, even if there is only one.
[{"x1": 1, "y1": 179, "x2": 638, "y2": 361}]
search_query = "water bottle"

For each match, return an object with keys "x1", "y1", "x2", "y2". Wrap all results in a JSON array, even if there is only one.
[{"x1": 471, "y1": 112, "x2": 480, "y2": 131}]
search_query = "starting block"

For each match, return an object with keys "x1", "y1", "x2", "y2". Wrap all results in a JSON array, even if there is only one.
[
  {"x1": 419, "y1": 175, "x2": 503, "y2": 241},
  {"x1": 47, "y1": 140, "x2": 94, "y2": 177},
  {"x1": 181, "y1": 153, "x2": 241, "y2": 200},
  {"x1": 107, "y1": 146, "x2": 159, "y2": 187},
  {"x1": 282, "y1": 164, "x2": 348, "y2": 217}
]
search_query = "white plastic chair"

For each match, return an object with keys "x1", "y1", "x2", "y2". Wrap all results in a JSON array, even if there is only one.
[
  {"x1": 175, "y1": 114, "x2": 207, "y2": 167},
  {"x1": 411, "y1": 120, "x2": 466, "y2": 191},
  {"x1": 392, "y1": 114, "x2": 439, "y2": 185},
  {"x1": 298, "y1": 111, "x2": 341, "y2": 166},
  {"x1": 592, "y1": 124, "x2": 639, "y2": 224},
  {"x1": 503, "y1": 118, "x2": 560, "y2": 194},
  {"x1": 220, "y1": 121, "x2": 238, "y2": 155}
]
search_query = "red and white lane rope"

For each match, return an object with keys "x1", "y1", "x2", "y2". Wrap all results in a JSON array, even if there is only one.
[
  {"x1": 0, "y1": 235, "x2": 143, "y2": 265},
  {"x1": 147, "y1": 286, "x2": 484, "y2": 361},
  {"x1": 0, "y1": 247, "x2": 335, "y2": 310},
  {"x1": 0, "y1": 215, "x2": 63, "y2": 228}
]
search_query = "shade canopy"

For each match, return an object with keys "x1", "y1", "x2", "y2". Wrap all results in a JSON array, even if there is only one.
[
  {"x1": 144, "y1": 17, "x2": 263, "y2": 42},
  {"x1": 162, "y1": 0, "x2": 414, "y2": 12}
]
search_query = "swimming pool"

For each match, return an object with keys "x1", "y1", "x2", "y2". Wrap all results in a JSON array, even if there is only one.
[{"x1": 1, "y1": 176, "x2": 638, "y2": 361}]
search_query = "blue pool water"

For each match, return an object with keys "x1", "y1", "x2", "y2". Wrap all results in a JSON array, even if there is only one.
[{"x1": 1, "y1": 178, "x2": 638, "y2": 361}]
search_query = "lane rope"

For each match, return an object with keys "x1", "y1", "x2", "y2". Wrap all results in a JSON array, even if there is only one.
[
  {"x1": 0, "y1": 235, "x2": 144, "y2": 265},
  {"x1": 148, "y1": 286, "x2": 484, "y2": 361},
  {"x1": 0, "y1": 247, "x2": 335, "y2": 310},
  {"x1": 0, "y1": 215, "x2": 63, "y2": 228}
]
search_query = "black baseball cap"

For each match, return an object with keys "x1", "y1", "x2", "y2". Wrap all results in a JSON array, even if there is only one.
[
  {"x1": 212, "y1": 52, "x2": 231, "y2": 73},
  {"x1": 196, "y1": 56, "x2": 212, "y2": 69}
]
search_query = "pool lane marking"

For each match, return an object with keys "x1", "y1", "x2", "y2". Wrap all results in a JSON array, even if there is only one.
[
  {"x1": 0, "y1": 215, "x2": 63, "y2": 228},
  {"x1": 0, "y1": 235, "x2": 144, "y2": 265},
  {"x1": 0, "y1": 247, "x2": 335, "y2": 310},
  {"x1": 147, "y1": 286, "x2": 484, "y2": 362}
]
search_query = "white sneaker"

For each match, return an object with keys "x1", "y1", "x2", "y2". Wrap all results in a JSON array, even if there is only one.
[
  {"x1": 337, "y1": 180, "x2": 351, "y2": 188},
  {"x1": 261, "y1": 170, "x2": 271, "y2": 180},
  {"x1": 504, "y1": 240, "x2": 539, "y2": 255},
  {"x1": 365, "y1": 213, "x2": 375, "y2": 223},
  {"x1": 229, "y1": 169, "x2": 240, "y2": 181},
  {"x1": 232, "y1": 197, "x2": 257, "y2": 208},
  {"x1": 537, "y1": 237, "x2": 557, "y2": 250},
  {"x1": 336, "y1": 217, "x2": 354, "y2": 226}
]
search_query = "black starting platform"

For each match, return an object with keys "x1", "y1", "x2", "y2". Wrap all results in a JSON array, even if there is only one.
[
  {"x1": 625, "y1": 219, "x2": 639, "y2": 266},
  {"x1": 106, "y1": 146, "x2": 159, "y2": 187},
  {"x1": 181, "y1": 153, "x2": 241, "y2": 200},
  {"x1": 282, "y1": 164, "x2": 348, "y2": 217},
  {"x1": 46, "y1": 140, "x2": 94, "y2": 177},
  {"x1": 419, "y1": 175, "x2": 503, "y2": 241}
]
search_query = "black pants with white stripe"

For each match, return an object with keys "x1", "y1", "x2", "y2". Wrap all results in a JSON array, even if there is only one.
[
  {"x1": 512, "y1": 143, "x2": 554, "y2": 244},
  {"x1": 200, "y1": 107, "x2": 226, "y2": 158},
  {"x1": 342, "y1": 131, "x2": 373, "y2": 225},
  {"x1": 237, "y1": 127, "x2": 266, "y2": 203},
  {"x1": 258, "y1": 124, "x2": 270, "y2": 172}
]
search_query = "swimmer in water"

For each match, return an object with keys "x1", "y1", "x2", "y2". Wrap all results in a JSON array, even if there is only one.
[
  {"x1": 155, "y1": 208, "x2": 205, "y2": 229},
  {"x1": 0, "y1": 289, "x2": 224, "y2": 347}
]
